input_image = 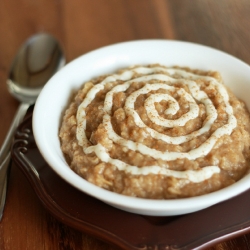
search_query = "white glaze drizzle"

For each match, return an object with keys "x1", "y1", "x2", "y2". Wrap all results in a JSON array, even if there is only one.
[
  {"x1": 85, "y1": 143, "x2": 220, "y2": 182},
  {"x1": 76, "y1": 66, "x2": 237, "y2": 182}
]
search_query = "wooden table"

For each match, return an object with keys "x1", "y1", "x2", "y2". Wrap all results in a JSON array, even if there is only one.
[{"x1": 1, "y1": 0, "x2": 250, "y2": 249}]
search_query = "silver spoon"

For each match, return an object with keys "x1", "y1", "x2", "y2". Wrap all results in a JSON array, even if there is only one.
[{"x1": 0, "y1": 33, "x2": 65, "y2": 220}]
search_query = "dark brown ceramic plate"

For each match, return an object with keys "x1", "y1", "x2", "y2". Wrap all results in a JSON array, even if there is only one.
[{"x1": 12, "y1": 108, "x2": 250, "y2": 250}]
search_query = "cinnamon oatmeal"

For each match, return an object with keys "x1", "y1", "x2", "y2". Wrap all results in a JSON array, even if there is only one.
[{"x1": 59, "y1": 65, "x2": 250, "y2": 199}]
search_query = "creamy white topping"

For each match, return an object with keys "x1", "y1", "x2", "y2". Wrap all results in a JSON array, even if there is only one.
[{"x1": 76, "y1": 66, "x2": 237, "y2": 183}]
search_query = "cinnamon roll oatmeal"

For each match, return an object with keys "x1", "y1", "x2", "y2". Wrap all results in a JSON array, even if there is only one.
[{"x1": 59, "y1": 65, "x2": 250, "y2": 199}]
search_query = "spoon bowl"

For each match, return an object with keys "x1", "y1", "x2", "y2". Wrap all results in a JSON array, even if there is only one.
[
  {"x1": 0, "y1": 33, "x2": 65, "y2": 220},
  {"x1": 7, "y1": 34, "x2": 65, "y2": 103}
]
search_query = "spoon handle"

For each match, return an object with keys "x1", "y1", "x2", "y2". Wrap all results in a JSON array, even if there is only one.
[
  {"x1": 0, "y1": 102, "x2": 30, "y2": 220},
  {"x1": 0, "y1": 152, "x2": 10, "y2": 220},
  {"x1": 0, "y1": 103, "x2": 30, "y2": 162}
]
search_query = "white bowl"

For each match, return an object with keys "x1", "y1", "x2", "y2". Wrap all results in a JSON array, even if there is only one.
[{"x1": 33, "y1": 40, "x2": 250, "y2": 216}]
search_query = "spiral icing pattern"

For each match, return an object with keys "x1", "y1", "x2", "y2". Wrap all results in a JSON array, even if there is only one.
[{"x1": 76, "y1": 65, "x2": 237, "y2": 183}]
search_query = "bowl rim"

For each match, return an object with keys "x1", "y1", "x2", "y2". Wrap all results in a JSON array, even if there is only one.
[{"x1": 33, "y1": 39, "x2": 250, "y2": 216}]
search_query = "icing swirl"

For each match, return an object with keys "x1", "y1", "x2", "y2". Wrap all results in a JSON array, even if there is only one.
[{"x1": 76, "y1": 66, "x2": 237, "y2": 183}]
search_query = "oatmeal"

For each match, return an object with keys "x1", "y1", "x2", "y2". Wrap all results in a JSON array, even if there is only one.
[{"x1": 59, "y1": 65, "x2": 250, "y2": 199}]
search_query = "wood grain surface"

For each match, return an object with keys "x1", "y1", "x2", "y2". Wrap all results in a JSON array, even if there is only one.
[{"x1": 1, "y1": 0, "x2": 250, "y2": 249}]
